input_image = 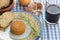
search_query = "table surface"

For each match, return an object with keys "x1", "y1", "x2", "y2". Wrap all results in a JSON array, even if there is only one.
[{"x1": 11, "y1": 0, "x2": 60, "y2": 40}]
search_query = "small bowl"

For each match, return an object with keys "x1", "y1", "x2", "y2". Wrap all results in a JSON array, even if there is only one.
[{"x1": 0, "y1": 0, "x2": 14, "y2": 14}]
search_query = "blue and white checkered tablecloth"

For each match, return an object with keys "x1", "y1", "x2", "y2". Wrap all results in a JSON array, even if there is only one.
[{"x1": 11, "y1": 0, "x2": 60, "y2": 40}]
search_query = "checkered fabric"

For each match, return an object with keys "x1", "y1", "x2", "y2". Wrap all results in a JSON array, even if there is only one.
[
  {"x1": 40, "y1": 0, "x2": 60, "y2": 40},
  {"x1": 11, "y1": 0, "x2": 60, "y2": 40}
]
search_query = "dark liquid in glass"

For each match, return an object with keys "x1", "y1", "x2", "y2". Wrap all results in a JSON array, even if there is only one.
[{"x1": 46, "y1": 5, "x2": 60, "y2": 23}]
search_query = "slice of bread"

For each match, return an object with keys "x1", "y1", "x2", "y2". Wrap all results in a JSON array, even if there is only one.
[
  {"x1": 0, "y1": 12, "x2": 14, "y2": 28},
  {"x1": 0, "y1": 0, "x2": 10, "y2": 9}
]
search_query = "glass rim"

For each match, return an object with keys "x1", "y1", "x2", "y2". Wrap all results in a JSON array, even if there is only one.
[{"x1": 46, "y1": 4, "x2": 60, "y2": 15}]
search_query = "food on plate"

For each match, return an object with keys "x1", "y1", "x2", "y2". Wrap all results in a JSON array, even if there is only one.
[
  {"x1": 10, "y1": 20, "x2": 25, "y2": 35},
  {"x1": 12, "y1": 12, "x2": 40, "y2": 40},
  {"x1": 0, "y1": 12, "x2": 14, "y2": 29},
  {"x1": 18, "y1": 0, "x2": 31, "y2": 6},
  {"x1": 10, "y1": 20, "x2": 32, "y2": 39},
  {"x1": 0, "y1": 0, "x2": 10, "y2": 9},
  {"x1": 24, "y1": 2, "x2": 42, "y2": 16},
  {"x1": 0, "y1": 0, "x2": 14, "y2": 14},
  {"x1": 0, "y1": 12, "x2": 41, "y2": 40}
]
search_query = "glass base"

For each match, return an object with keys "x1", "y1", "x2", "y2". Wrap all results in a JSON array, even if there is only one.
[{"x1": 45, "y1": 19, "x2": 57, "y2": 24}]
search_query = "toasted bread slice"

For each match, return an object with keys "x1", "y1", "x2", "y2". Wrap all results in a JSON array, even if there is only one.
[{"x1": 0, "y1": 12, "x2": 14, "y2": 28}]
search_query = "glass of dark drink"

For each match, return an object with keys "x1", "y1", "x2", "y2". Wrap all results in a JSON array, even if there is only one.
[{"x1": 46, "y1": 5, "x2": 60, "y2": 24}]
